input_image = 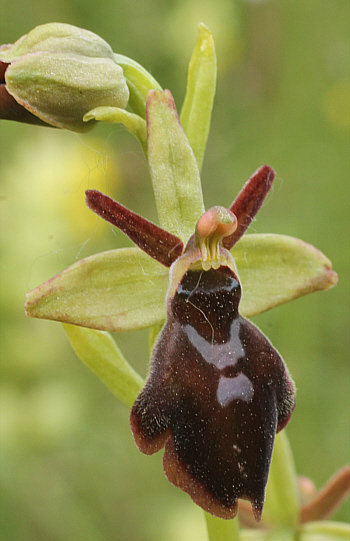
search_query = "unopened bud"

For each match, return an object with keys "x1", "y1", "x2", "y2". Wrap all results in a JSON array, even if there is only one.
[{"x1": 0, "y1": 23, "x2": 129, "y2": 132}]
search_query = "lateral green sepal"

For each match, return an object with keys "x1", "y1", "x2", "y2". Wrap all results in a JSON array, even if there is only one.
[
  {"x1": 234, "y1": 234, "x2": 338, "y2": 317},
  {"x1": 25, "y1": 247, "x2": 169, "y2": 332}
]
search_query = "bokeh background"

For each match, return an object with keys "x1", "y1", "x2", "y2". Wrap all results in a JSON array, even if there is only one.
[{"x1": 1, "y1": 1, "x2": 349, "y2": 539}]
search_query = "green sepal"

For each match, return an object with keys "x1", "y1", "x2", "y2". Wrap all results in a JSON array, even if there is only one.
[
  {"x1": 84, "y1": 106, "x2": 147, "y2": 153},
  {"x1": 263, "y1": 431, "x2": 299, "y2": 528},
  {"x1": 147, "y1": 89, "x2": 205, "y2": 242},
  {"x1": 234, "y1": 234, "x2": 338, "y2": 317},
  {"x1": 24, "y1": 234, "x2": 337, "y2": 332},
  {"x1": 299, "y1": 521, "x2": 350, "y2": 540},
  {"x1": 114, "y1": 53, "x2": 162, "y2": 119},
  {"x1": 63, "y1": 323, "x2": 143, "y2": 407},
  {"x1": 180, "y1": 23, "x2": 217, "y2": 171},
  {"x1": 25, "y1": 247, "x2": 169, "y2": 332}
]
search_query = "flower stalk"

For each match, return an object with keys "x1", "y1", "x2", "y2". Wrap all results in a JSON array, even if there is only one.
[{"x1": 205, "y1": 513, "x2": 241, "y2": 541}]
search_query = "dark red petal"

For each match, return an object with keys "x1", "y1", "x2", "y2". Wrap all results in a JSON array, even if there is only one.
[
  {"x1": 130, "y1": 266, "x2": 295, "y2": 520},
  {"x1": 85, "y1": 190, "x2": 183, "y2": 267},
  {"x1": 223, "y1": 165, "x2": 275, "y2": 250}
]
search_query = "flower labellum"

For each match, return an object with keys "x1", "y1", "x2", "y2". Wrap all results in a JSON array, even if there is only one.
[{"x1": 130, "y1": 205, "x2": 296, "y2": 520}]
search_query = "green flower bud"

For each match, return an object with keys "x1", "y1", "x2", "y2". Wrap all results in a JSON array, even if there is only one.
[{"x1": 0, "y1": 23, "x2": 129, "y2": 132}]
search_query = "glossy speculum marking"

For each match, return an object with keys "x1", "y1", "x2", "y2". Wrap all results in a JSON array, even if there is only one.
[{"x1": 130, "y1": 266, "x2": 295, "y2": 520}]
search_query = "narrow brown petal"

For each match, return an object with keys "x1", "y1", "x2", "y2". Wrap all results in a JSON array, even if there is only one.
[
  {"x1": 300, "y1": 466, "x2": 350, "y2": 523},
  {"x1": 85, "y1": 190, "x2": 183, "y2": 267},
  {"x1": 223, "y1": 165, "x2": 275, "y2": 250}
]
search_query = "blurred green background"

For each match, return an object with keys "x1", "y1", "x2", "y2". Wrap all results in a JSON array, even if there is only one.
[{"x1": 1, "y1": 0, "x2": 349, "y2": 539}]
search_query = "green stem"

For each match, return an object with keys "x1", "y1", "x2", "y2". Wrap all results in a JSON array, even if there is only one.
[
  {"x1": 204, "y1": 512, "x2": 241, "y2": 541},
  {"x1": 263, "y1": 431, "x2": 299, "y2": 528}
]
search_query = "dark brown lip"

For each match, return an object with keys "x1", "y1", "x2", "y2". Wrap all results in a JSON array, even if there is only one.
[{"x1": 130, "y1": 265, "x2": 295, "y2": 520}]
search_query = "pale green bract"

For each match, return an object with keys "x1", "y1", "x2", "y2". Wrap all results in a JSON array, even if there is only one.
[
  {"x1": 180, "y1": 23, "x2": 217, "y2": 172},
  {"x1": 84, "y1": 107, "x2": 147, "y2": 153},
  {"x1": 62, "y1": 324, "x2": 144, "y2": 408}
]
